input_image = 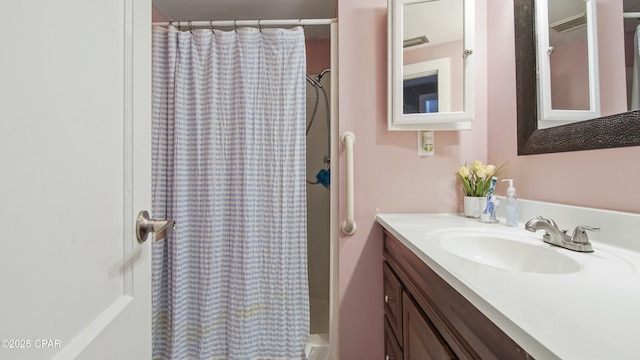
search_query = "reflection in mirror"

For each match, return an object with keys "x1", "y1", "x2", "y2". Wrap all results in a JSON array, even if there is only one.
[
  {"x1": 546, "y1": 0, "x2": 590, "y2": 110},
  {"x1": 403, "y1": 58, "x2": 451, "y2": 113},
  {"x1": 535, "y1": 0, "x2": 600, "y2": 127},
  {"x1": 514, "y1": 0, "x2": 640, "y2": 155},
  {"x1": 402, "y1": 0, "x2": 463, "y2": 114}
]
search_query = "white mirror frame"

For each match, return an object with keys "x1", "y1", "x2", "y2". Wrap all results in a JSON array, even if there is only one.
[
  {"x1": 535, "y1": 0, "x2": 600, "y2": 126},
  {"x1": 388, "y1": 0, "x2": 475, "y2": 131}
]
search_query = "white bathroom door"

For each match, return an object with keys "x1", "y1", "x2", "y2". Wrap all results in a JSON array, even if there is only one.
[{"x1": 0, "y1": 0, "x2": 153, "y2": 359}]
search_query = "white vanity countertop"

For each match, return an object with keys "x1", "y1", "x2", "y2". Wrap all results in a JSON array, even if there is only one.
[{"x1": 376, "y1": 213, "x2": 640, "y2": 360}]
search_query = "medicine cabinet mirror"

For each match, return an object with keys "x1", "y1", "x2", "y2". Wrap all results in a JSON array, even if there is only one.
[
  {"x1": 388, "y1": 0, "x2": 475, "y2": 131},
  {"x1": 535, "y1": 0, "x2": 600, "y2": 128}
]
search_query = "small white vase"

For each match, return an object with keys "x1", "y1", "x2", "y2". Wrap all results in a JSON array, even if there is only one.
[{"x1": 463, "y1": 196, "x2": 487, "y2": 218}]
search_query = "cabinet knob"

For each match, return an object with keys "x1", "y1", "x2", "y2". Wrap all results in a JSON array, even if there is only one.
[
  {"x1": 384, "y1": 295, "x2": 395, "y2": 303},
  {"x1": 385, "y1": 355, "x2": 394, "y2": 360}
]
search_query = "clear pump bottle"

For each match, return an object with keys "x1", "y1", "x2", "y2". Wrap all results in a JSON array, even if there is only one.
[{"x1": 502, "y1": 179, "x2": 518, "y2": 227}]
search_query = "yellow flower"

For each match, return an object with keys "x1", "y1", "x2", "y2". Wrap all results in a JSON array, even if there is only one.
[
  {"x1": 473, "y1": 160, "x2": 483, "y2": 171},
  {"x1": 456, "y1": 160, "x2": 507, "y2": 197},
  {"x1": 486, "y1": 164, "x2": 496, "y2": 176},
  {"x1": 475, "y1": 166, "x2": 487, "y2": 178},
  {"x1": 458, "y1": 166, "x2": 471, "y2": 178}
]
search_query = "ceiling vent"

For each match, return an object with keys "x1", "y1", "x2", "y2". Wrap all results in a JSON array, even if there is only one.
[
  {"x1": 403, "y1": 35, "x2": 429, "y2": 48},
  {"x1": 550, "y1": 12, "x2": 587, "y2": 33}
]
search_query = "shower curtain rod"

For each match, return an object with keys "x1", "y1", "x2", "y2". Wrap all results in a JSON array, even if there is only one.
[
  {"x1": 624, "y1": 12, "x2": 640, "y2": 18},
  {"x1": 152, "y1": 18, "x2": 336, "y2": 28}
]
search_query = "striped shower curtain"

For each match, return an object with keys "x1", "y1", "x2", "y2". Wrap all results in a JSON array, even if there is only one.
[{"x1": 151, "y1": 26, "x2": 309, "y2": 360}]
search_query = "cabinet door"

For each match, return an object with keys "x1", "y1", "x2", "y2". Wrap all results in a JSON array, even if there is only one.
[
  {"x1": 403, "y1": 292, "x2": 456, "y2": 360},
  {"x1": 384, "y1": 262, "x2": 403, "y2": 341},
  {"x1": 385, "y1": 316, "x2": 403, "y2": 360}
]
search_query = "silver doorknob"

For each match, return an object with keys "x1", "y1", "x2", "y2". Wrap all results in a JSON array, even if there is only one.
[{"x1": 136, "y1": 210, "x2": 175, "y2": 243}]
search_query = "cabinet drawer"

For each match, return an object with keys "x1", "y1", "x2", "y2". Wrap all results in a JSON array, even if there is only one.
[
  {"x1": 383, "y1": 261, "x2": 403, "y2": 342},
  {"x1": 384, "y1": 316, "x2": 403, "y2": 360}
]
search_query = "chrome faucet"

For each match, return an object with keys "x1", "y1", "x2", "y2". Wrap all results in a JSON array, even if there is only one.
[{"x1": 524, "y1": 216, "x2": 599, "y2": 252}]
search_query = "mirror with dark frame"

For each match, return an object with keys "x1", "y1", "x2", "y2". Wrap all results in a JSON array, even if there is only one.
[{"x1": 514, "y1": 0, "x2": 640, "y2": 155}]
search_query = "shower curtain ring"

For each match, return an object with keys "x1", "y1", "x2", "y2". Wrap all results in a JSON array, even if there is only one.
[
  {"x1": 188, "y1": 21, "x2": 194, "y2": 33},
  {"x1": 210, "y1": 20, "x2": 215, "y2": 34},
  {"x1": 258, "y1": 19, "x2": 262, "y2": 32},
  {"x1": 234, "y1": 19, "x2": 238, "y2": 32}
]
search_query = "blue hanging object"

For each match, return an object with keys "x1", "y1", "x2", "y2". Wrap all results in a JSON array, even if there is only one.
[{"x1": 315, "y1": 169, "x2": 330, "y2": 189}]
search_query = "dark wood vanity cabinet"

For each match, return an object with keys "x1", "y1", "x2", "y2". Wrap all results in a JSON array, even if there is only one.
[
  {"x1": 384, "y1": 259, "x2": 454, "y2": 360},
  {"x1": 383, "y1": 261, "x2": 404, "y2": 360},
  {"x1": 383, "y1": 229, "x2": 533, "y2": 360}
]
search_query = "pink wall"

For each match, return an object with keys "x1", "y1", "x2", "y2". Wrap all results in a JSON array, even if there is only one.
[
  {"x1": 337, "y1": 1, "x2": 488, "y2": 358},
  {"x1": 550, "y1": 41, "x2": 590, "y2": 110},
  {"x1": 306, "y1": 39, "x2": 331, "y2": 75},
  {"x1": 487, "y1": 0, "x2": 640, "y2": 214},
  {"x1": 404, "y1": 40, "x2": 464, "y2": 112}
]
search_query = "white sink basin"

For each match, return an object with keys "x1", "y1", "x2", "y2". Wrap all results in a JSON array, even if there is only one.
[{"x1": 435, "y1": 230, "x2": 581, "y2": 274}]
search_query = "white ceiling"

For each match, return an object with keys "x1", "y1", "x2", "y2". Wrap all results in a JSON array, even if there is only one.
[
  {"x1": 403, "y1": 1, "x2": 463, "y2": 47},
  {"x1": 152, "y1": 0, "x2": 337, "y2": 39},
  {"x1": 547, "y1": 0, "x2": 587, "y2": 48}
]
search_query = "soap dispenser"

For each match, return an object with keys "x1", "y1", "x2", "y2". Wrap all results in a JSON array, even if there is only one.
[{"x1": 502, "y1": 179, "x2": 518, "y2": 227}]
